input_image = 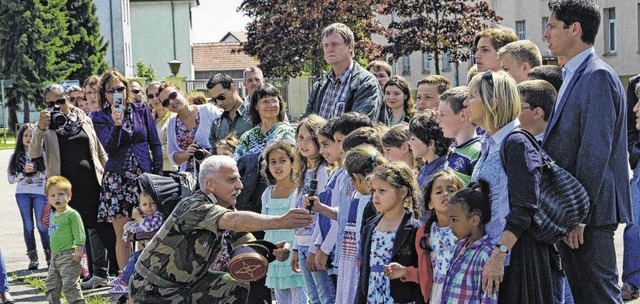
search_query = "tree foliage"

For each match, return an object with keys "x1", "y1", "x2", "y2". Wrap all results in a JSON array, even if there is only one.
[
  {"x1": 136, "y1": 60, "x2": 157, "y2": 82},
  {"x1": 239, "y1": 0, "x2": 387, "y2": 79},
  {"x1": 381, "y1": 0, "x2": 502, "y2": 74},
  {"x1": 0, "y1": 0, "x2": 77, "y2": 129},
  {"x1": 64, "y1": 0, "x2": 109, "y2": 81}
]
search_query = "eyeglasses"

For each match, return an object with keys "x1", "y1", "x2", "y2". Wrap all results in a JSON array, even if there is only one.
[
  {"x1": 105, "y1": 86, "x2": 126, "y2": 94},
  {"x1": 46, "y1": 98, "x2": 66, "y2": 108},
  {"x1": 147, "y1": 93, "x2": 159, "y2": 100},
  {"x1": 482, "y1": 70, "x2": 494, "y2": 89},
  {"x1": 521, "y1": 104, "x2": 534, "y2": 110},
  {"x1": 85, "y1": 91, "x2": 98, "y2": 96},
  {"x1": 69, "y1": 96, "x2": 86, "y2": 103},
  {"x1": 258, "y1": 98, "x2": 278, "y2": 105},
  {"x1": 132, "y1": 89, "x2": 142, "y2": 94},
  {"x1": 162, "y1": 91, "x2": 178, "y2": 107}
]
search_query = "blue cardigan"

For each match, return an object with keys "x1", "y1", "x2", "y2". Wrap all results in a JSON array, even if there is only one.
[{"x1": 92, "y1": 102, "x2": 162, "y2": 176}]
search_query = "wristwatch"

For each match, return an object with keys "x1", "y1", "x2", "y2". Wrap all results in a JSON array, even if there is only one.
[{"x1": 496, "y1": 244, "x2": 509, "y2": 254}]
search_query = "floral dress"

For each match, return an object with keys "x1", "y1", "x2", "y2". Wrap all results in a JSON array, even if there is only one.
[
  {"x1": 233, "y1": 123, "x2": 295, "y2": 160},
  {"x1": 367, "y1": 230, "x2": 398, "y2": 304},
  {"x1": 175, "y1": 112, "x2": 200, "y2": 173},
  {"x1": 429, "y1": 222, "x2": 458, "y2": 304}
]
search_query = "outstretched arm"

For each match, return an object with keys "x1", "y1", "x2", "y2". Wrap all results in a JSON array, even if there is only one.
[{"x1": 218, "y1": 208, "x2": 313, "y2": 232}]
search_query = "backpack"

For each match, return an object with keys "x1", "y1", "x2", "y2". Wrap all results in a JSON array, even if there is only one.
[
  {"x1": 500, "y1": 129, "x2": 589, "y2": 244},
  {"x1": 137, "y1": 172, "x2": 199, "y2": 218}
]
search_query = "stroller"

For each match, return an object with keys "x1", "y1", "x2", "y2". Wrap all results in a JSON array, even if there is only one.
[{"x1": 137, "y1": 171, "x2": 199, "y2": 218}]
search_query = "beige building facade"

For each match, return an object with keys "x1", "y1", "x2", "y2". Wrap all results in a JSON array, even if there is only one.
[{"x1": 375, "y1": 0, "x2": 640, "y2": 89}]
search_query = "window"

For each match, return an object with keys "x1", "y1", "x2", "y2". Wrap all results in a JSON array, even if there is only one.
[
  {"x1": 604, "y1": 8, "x2": 616, "y2": 53},
  {"x1": 542, "y1": 17, "x2": 549, "y2": 36},
  {"x1": 422, "y1": 52, "x2": 430, "y2": 73},
  {"x1": 516, "y1": 20, "x2": 526, "y2": 40},
  {"x1": 403, "y1": 55, "x2": 411, "y2": 74},
  {"x1": 442, "y1": 53, "x2": 451, "y2": 71}
]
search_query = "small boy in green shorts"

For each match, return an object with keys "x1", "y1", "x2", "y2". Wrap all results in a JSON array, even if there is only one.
[{"x1": 44, "y1": 176, "x2": 86, "y2": 304}]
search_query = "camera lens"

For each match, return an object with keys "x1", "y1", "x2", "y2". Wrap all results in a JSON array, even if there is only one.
[{"x1": 194, "y1": 149, "x2": 206, "y2": 161}]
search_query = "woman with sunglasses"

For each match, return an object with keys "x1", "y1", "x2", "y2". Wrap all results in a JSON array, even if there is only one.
[
  {"x1": 157, "y1": 82, "x2": 222, "y2": 174},
  {"x1": 92, "y1": 70, "x2": 162, "y2": 274},
  {"x1": 146, "y1": 81, "x2": 177, "y2": 174},
  {"x1": 28, "y1": 84, "x2": 108, "y2": 272},
  {"x1": 464, "y1": 70, "x2": 552, "y2": 302},
  {"x1": 65, "y1": 85, "x2": 85, "y2": 108}
]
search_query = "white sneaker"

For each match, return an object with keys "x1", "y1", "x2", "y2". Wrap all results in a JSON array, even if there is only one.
[
  {"x1": 81, "y1": 275, "x2": 108, "y2": 289},
  {"x1": 108, "y1": 283, "x2": 129, "y2": 295}
]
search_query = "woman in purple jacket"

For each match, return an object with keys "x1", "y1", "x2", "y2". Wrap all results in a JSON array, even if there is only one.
[{"x1": 92, "y1": 70, "x2": 162, "y2": 272}]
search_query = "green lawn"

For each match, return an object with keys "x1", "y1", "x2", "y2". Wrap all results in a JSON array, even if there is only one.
[
  {"x1": 0, "y1": 129, "x2": 15, "y2": 149},
  {"x1": 15, "y1": 274, "x2": 111, "y2": 304}
]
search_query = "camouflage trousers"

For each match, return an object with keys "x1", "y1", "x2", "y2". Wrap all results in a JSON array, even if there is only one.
[
  {"x1": 129, "y1": 271, "x2": 249, "y2": 304},
  {"x1": 45, "y1": 250, "x2": 85, "y2": 304}
]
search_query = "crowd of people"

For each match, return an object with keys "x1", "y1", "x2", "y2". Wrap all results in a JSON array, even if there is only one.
[{"x1": 1, "y1": 0, "x2": 639, "y2": 303}]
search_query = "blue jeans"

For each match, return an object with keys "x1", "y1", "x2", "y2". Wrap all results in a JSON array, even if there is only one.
[
  {"x1": 298, "y1": 246, "x2": 336, "y2": 304},
  {"x1": 15, "y1": 193, "x2": 50, "y2": 252},
  {"x1": 0, "y1": 248, "x2": 8, "y2": 293},
  {"x1": 623, "y1": 167, "x2": 640, "y2": 289}
]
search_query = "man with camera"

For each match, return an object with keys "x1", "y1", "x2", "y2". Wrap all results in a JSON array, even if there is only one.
[{"x1": 29, "y1": 84, "x2": 112, "y2": 287}]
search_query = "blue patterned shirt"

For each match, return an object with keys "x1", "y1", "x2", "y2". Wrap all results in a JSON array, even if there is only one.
[
  {"x1": 233, "y1": 122, "x2": 295, "y2": 160},
  {"x1": 318, "y1": 62, "x2": 354, "y2": 119},
  {"x1": 441, "y1": 235, "x2": 497, "y2": 304}
]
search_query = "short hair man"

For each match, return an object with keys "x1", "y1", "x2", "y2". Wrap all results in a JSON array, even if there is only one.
[
  {"x1": 130, "y1": 80, "x2": 144, "y2": 103},
  {"x1": 527, "y1": 65, "x2": 563, "y2": 91},
  {"x1": 517, "y1": 79, "x2": 556, "y2": 140},
  {"x1": 498, "y1": 40, "x2": 543, "y2": 83},
  {"x1": 474, "y1": 26, "x2": 518, "y2": 72},
  {"x1": 129, "y1": 156, "x2": 313, "y2": 303},
  {"x1": 207, "y1": 73, "x2": 254, "y2": 151},
  {"x1": 542, "y1": 0, "x2": 631, "y2": 302},
  {"x1": 243, "y1": 67, "x2": 264, "y2": 103},
  {"x1": 367, "y1": 60, "x2": 392, "y2": 87},
  {"x1": 415, "y1": 75, "x2": 451, "y2": 113},
  {"x1": 304, "y1": 23, "x2": 383, "y2": 121}
]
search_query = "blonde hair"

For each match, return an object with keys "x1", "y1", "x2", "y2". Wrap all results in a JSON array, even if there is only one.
[
  {"x1": 46, "y1": 176, "x2": 72, "y2": 196},
  {"x1": 372, "y1": 161, "x2": 421, "y2": 218},
  {"x1": 468, "y1": 70, "x2": 520, "y2": 132},
  {"x1": 497, "y1": 40, "x2": 542, "y2": 68}
]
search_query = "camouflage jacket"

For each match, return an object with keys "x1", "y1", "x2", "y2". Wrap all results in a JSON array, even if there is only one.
[{"x1": 134, "y1": 190, "x2": 254, "y2": 287}]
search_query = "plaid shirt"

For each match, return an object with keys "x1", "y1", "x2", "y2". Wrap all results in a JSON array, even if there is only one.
[
  {"x1": 139, "y1": 211, "x2": 164, "y2": 232},
  {"x1": 318, "y1": 62, "x2": 354, "y2": 119},
  {"x1": 441, "y1": 235, "x2": 498, "y2": 304}
]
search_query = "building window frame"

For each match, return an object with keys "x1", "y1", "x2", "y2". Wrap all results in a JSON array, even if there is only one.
[
  {"x1": 516, "y1": 20, "x2": 526, "y2": 40},
  {"x1": 403, "y1": 55, "x2": 411, "y2": 75},
  {"x1": 604, "y1": 7, "x2": 617, "y2": 55},
  {"x1": 422, "y1": 52, "x2": 431, "y2": 74}
]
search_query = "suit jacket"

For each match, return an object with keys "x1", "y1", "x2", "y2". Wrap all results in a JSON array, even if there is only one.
[
  {"x1": 303, "y1": 61, "x2": 383, "y2": 122},
  {"x1": 627, "y1": 74, "x2": 640, "y2": 169},
  {"x1": 542, "y1": 51, "x2": 631, "y2": 226}
]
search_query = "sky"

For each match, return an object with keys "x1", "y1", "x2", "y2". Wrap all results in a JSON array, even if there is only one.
[{"x1": 191, "y1": 0, "x2": 251, "y2": 43}]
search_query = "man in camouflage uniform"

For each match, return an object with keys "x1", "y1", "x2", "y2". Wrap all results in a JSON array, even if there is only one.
[{"x1": 130, "y1": 156, "x2": 313, "y2": 303}]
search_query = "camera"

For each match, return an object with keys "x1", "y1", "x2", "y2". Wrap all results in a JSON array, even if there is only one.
[
  {"x1": 194, "y1": 148, "x2": 207, "y2": 161},
  {"x1": 49, "y1": 105, "x2": 68, "y2": 130}
]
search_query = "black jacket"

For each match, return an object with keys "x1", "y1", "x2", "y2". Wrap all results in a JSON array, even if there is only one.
[{"x1": 356, "y1": 209, "x2": 424, "y2": 304}]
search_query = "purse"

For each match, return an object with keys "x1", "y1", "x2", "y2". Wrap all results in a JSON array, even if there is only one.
[{"x1": 500, "y1": 129, "x2": 589, "y2": 244}]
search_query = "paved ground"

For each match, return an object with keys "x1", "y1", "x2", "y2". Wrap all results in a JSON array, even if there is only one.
[{"x1": 0, "y1": 148, "x2": 638, "y2": 303}]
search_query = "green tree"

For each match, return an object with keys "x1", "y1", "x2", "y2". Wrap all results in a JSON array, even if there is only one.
[
  {"x1": 135, "y1": 60, "x2": 157, "y2": 82},
  {"x1": 64, "y1": 0, "x2": 109, "y2": 81},
  {"x1": 0, "y1": 0, "x2": 77, "y2": 130},
  {"x1": 381, "y1": 0, "x2": 502, "y2": 74},
  {"x1": 239, "y1": 0, "x2": 387, "y2": 79}
]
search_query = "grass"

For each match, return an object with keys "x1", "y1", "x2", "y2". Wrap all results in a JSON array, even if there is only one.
[
  {"x1": 13, "y1": 274, "x2": 112, "y2": 304},
  {"x1": 0, "y1": 128, "x2": 15, "y2": 150}
]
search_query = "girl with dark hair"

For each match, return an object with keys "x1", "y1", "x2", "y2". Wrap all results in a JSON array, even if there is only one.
[
  {"x1": 8, "y1": 123, "x2": 49, "y2": 270},
  {"x1": 383, "y1": 75, "x2": 416, "y2": 126}
]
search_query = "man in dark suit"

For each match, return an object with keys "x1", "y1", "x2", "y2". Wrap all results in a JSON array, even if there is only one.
[{"x1": 542, "y1": 0, "x2": 632, "y2": 303}]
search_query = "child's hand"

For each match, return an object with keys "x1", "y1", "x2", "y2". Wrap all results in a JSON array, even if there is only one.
[
  {"x1": 383, "y1": 262, "x2": 407, "y2": 280},
  {"x1": 273, "y1": 241, "x2": 290, "y2": 262},
  {"x1": 291, "y1": 250, "x2": 301, "y2": 273},
  {"x1": 302, "y1": 194, "x2": 321, "y2": 212},
  {"x1": 72, "y1": 249, "x2": 83, "y2": 263},
  {"x1": 24, "y1": 162, "x2": 34, "y2": 173},
  {"x1": 314, "y1": 247, "x2": 329, "y2": 271},
  {"x1": 131, "y1": 208, "x2": 141, "y2": 222},
  {"x1": 306, "y1": 252, "x2": 317, "y2": 272}
]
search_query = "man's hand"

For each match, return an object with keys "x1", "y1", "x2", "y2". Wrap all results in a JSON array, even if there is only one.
[
  {"x1": 383, "y1": 262, "x2": 407, "y2": 280},
  {"x1": 273, "y1": 241, "x2": 290, "y2": 262},
  {"x1": 291, "y1": 251, "x2": 301, "y2": 273},
  {"x1": 280, "y1": 209, "x2": 313, "y2": 229},
  {"x1": 482, "y1": 249, "x2": 506, "y2": 296},
  {"x1": 563, "y1": 225, "x2": 585, "y2": 249},
  {"x1": 314, "y1": 246, "x2": 328, "y2": 271}
]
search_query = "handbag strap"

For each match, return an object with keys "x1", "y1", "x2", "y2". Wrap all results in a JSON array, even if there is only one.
[{"x1": 500, "y1": 128, "x2": 552, "y2": 169}]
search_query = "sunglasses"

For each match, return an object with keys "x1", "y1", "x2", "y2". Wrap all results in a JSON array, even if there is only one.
[
  {"x1": 147, "y1": 93, "x2": 159, "y2": 100},
  {"x1": 69, "y1": 96, "x2": 85, "y2": 103},
  {"x1": 105, "y1": 86, "x2": 126, "y2": 94},
  {"x1": 132, "y1": 89, "x2": 142, "y2": 94},
  {"x1": 481, "y1": 70, "x2": 494, "y2": 89},
  {"x1": 162, "y1": 91, "x2": 178, "y2": 107},
  {"x1": 213, "y1": 94, "x2": 226, "y2": 101},
  {"x1": 46, "y1": 98, "x2": 66, "y2": 108}
]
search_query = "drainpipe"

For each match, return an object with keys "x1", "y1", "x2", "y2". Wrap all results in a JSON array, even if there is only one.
[
  {"x1": 110, "y1": 0, "x2": 115, "y2": 65},
  {"x1": 171, "y1": 0, "x2": 177, "y2": 59}
]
